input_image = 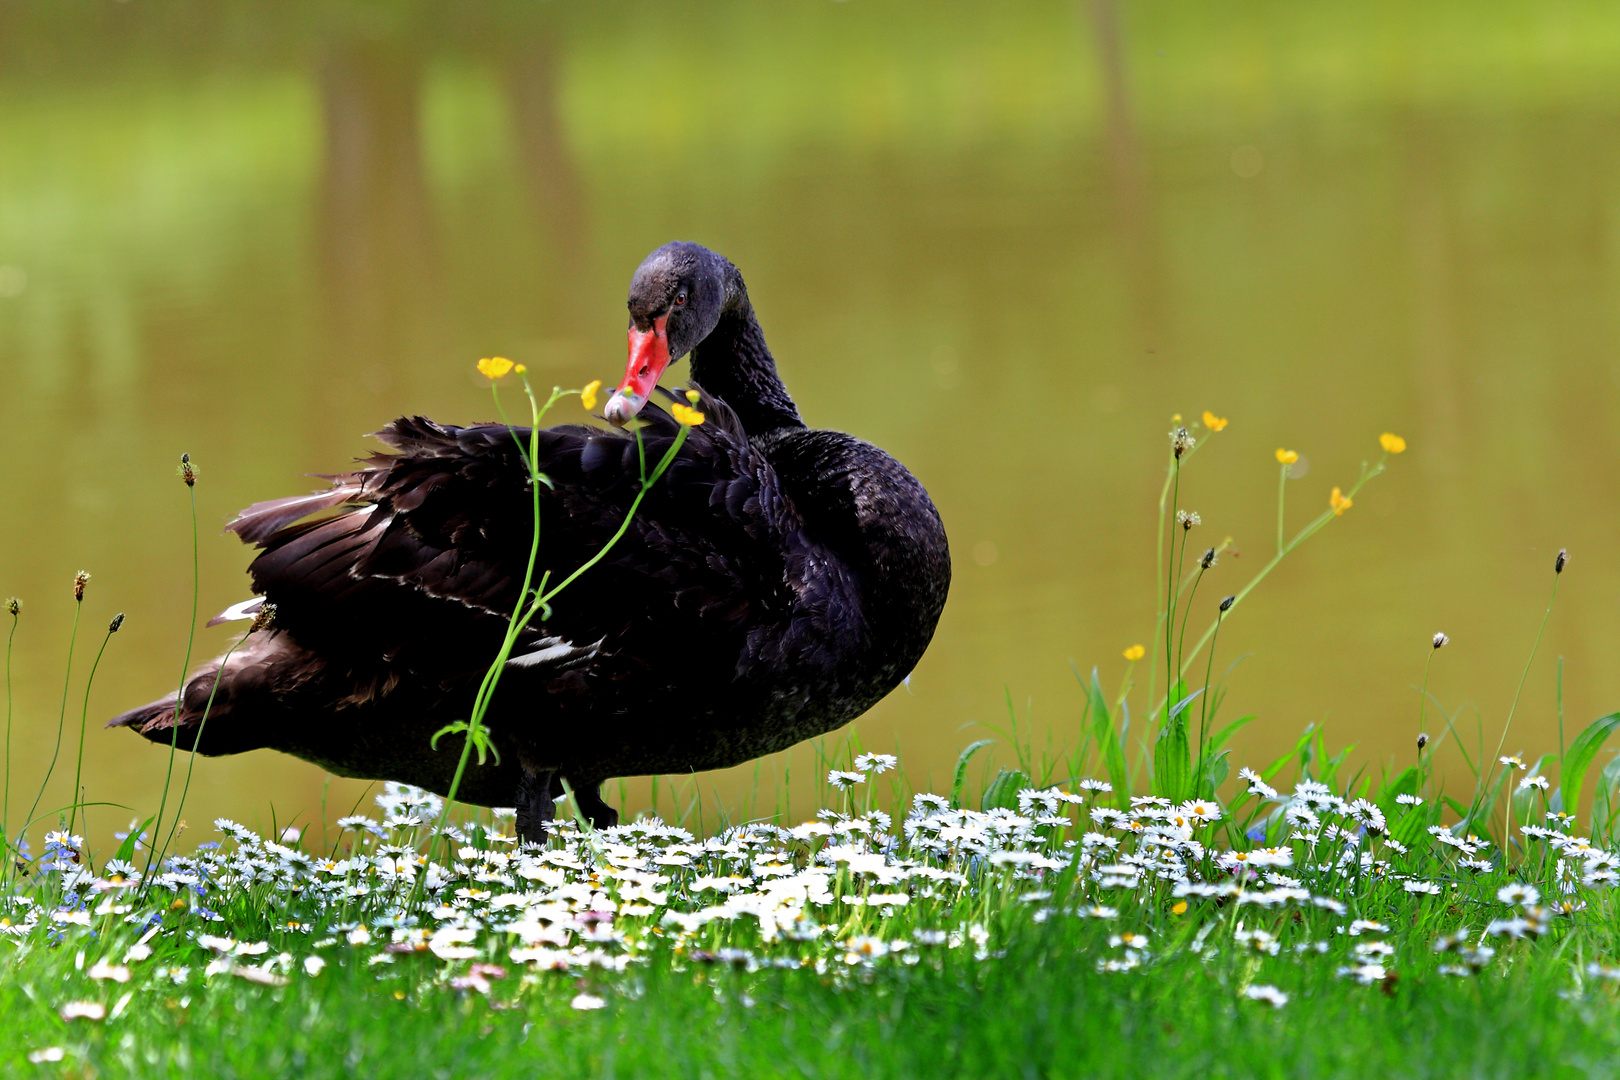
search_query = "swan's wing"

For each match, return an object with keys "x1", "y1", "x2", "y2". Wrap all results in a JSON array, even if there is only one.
[{"x1": 226, "y1": 391, "x2": 801, "y2": 692}]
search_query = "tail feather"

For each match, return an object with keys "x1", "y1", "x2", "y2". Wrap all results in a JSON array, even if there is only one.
[
  {"x1": 105, "y1": 692, "x2": 215, "y2": 752},
  {"x1": 106, "y1": 636, "x2": 295, "y2": 756},
  {"x1": 228, "y1": 484, "x2": 366, "y2": 545}
]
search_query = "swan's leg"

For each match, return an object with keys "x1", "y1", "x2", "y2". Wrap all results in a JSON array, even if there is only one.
[
  {"x1": 568, "y1": 777, "x2": 618, "y2": 830},
  {"x1": 515, "y1": 765, "x2": 556, "y2": 846}
]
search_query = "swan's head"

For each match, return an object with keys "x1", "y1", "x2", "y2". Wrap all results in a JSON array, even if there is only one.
[{"x1": 606, "y1": 242, "x2": 732, "y2": 425}]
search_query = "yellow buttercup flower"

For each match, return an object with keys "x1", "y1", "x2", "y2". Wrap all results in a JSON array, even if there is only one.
[
  {"x1": 1202, "y1": 411, "x2": 1228, "y2": 432},
  {"x1": 1122, "y1": 644, "x2": 1145, "y2": 661},
  {"x1": 581, "y1": 379, "x2": 603, "y2": 411},
  {"x1": 514, "y1": 363, "x2": 527, "y2": 375},
  {"x1": 1171, "y1": 901, "x2": 1189, "y2": 915},
  {"x1": 1276, "y1": 448, "x2": 1298, "y2": 465},
  {"x1": 685, "y1": 389, "x2": 701, "y2": 404},
  {"x1": 671, "y1": 402, "x2": 706, "y2": 427},
  {"x1": 1379, "y1": 432, "x2": 1406, "y2": 454},
  {"x1": 1330, "y1": 487, "x2": 1352, "y2": 515},
  {"x1": 476, "y1": 357, "x2": 514, "y2": 380}
]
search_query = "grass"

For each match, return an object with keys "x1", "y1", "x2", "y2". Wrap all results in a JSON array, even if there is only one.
[{"x1": 0, "y1": 406, "x2": 1614, "y2": 1079}]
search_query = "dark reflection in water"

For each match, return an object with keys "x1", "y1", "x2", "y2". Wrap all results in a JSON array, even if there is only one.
[{"x1": 1, "y1": 1, "x2": 1618, "y2": 848}]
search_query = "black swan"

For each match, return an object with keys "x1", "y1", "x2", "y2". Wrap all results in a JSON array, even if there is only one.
[{"x1": 110, "y1": 242, "x2": 951, "y2": 842}]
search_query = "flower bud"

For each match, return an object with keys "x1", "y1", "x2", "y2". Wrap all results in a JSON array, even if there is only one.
[
  {"x1": 1417, "y1": 733, "x2": 1430, "y2": 751},
  {"x1": 1200, "y1": 548, "x2": 1217, "y2": 570},
  {"x1": 1432, "y1": 632, "x2": 1449, "y2": 649},
  {"x1": 179, "y1": 453, "x2": 197, "y2": 488},
  {"x1": 108, "y1": 613, "x2": 125, "y2": 634},
  {"x1": 249, "y1": 603, "x2": 278, "y2": 634},
  {"x1": 4, "y1": 597, "x2": 18, "y2": 617},
  {"x1": 1555, "y1": 548, "x2": 1568, "y2": 575},
  {"x1": 73, "y1": 571, "x2": 90, "y2": 603},
  {"x1": 1219, "y1": 596, "x2": 1236, "y2": 613}
]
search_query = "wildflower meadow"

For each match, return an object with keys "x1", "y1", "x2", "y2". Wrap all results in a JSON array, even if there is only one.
[{"x1": 0, "y1": 405, "x2": 1614, "y2": 1079}]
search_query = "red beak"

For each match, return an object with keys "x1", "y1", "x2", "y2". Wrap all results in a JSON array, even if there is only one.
[{"x1": 604, "y1": 314, "x2": 670, "y2": 426}]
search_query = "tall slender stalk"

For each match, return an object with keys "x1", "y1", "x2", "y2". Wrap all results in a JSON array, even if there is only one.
[
  {"x1": 1416, "y1": 633, "x2": 1446, "y2": 788},
  {"x1": 68, "y1": 613, "x2": 123, "y2": 835},
  {"x1": 1150, "y1": 451, "x2": 1391, "y2": 720},
  {"x1": 26, "y1": 572, "x2": 89, "y2": 834},
  {"x1": 3, "y1": 599, "x2": 18, "y2": 845},
  {"x1": 1276, "y1": 461, "x2": 1289, "y2": 555},
  {"x1": 1175, "y1": 548, "x2": 1212, "y2": 690},
  {"x1": 1481, "y1": 552, "x2": 1564, "y2": 848},
  {"x1": 1162, "y1": 458, "x2": 1182, "y2": 720},
  {"x1": 143, "y1": 457, "x2": 200, "y2": 884},
  {"x1": 1147, "y1": 456, "x2": 1173, "y2": 717},
  {"x1": 152, "y1": 611, "x2": 271, "y2": 872},
  {"x1": 1197, "y1": 597, "x2": 1234, "y2": 795}
]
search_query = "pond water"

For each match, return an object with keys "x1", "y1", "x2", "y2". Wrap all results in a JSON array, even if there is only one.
[{"x1": 2, "y1": 1, "x2": 1618, "y2": 846}]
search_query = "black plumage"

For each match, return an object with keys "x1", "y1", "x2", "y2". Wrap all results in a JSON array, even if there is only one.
[{"x1": 110, "y1": 242, "x2": 951, "y2": 841}]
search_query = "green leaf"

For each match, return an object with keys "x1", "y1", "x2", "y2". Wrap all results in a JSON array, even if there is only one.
[
  {"x1": 1154, "y1": 722, "x2": 1191, "y2": 802},
  {"x1": 114, "y1": 815, "x2": 154, "y2": 865},
  {"x1": 981, "y1": 767, "x2": 1031, "y2": 813},
  {"x1": 1207, "y1": 715, "x2": 1256, "y2": 756},
  {"x1": 1154, "y1": 682, "x2": 1201, "y2": 801},
  {"x1": 950, "y1": 739, "x2": 995, "y2": 810},
  {"x1": 1591, "y1": 753, "x2": 1620, "y2": 839},
  {"x1": 431, "y1": 721, "x2": 502, "y2": 766},
  {"x1": 431, "y1": 720, "x2": 470, "y2": 751},
  {"x1": 1376, "y1": 765, "x2": 1420, "y2": 808},
  {"x1": 1375, "y1": 767, "x2": 1425, "y2": 846},
  {"x1": 1561, "y1": 711, "x2": 1620, "y2": 823}
]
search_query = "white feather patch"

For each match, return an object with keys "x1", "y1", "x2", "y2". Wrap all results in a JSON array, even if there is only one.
[
  {"x1": 212, "y1": 598, "x2": 264, "y2": 624},
  {"x1": 506, "y1": 636, "x2": 603, "y2": 670}
]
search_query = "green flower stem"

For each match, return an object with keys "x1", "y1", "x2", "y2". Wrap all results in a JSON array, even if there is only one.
[
  {"x1": 1151, "y1": 453, "x2": 1389, "y2": 722},
  {"x1": 1478, "y1": 570, "x2": 1561, "y2": 854},
  {"x1": 1147, "y1": 454, "x2": 1173, "y2": 716},
  {"x1": 1175, "y1": 559, "x2": 1205, "y2": 699},
  {"x1": 415, "y1": 380, "x2": 694, "y2": 909},
  {"x1": 3, "y1": 606, "x2": 17, "y2": 850},
  {"x1": 1417, "y1": 647, "x2": 1438, "y2": 789},
  {"x1": 144, "y1": 478, "x2": 200, "y2": 885},
  {"x1": 1197, "y1": 605, "x2": 1228, "y2": 791},
  {"x1": 152, "y1": 624, "x2": 260, "y2": 872},
  {"x1": 26, "y1": 594, "x2": 84, "y2": 837},
  {"x1": 1276, "y1": 463, "x2": 1289, "y2": 555},
  {"x1": 1162, "y1": 459, "x2": 1181, "y2": 723},
  {"x1": 68, "y1": 623, "x2": 118, "y2": 835}
]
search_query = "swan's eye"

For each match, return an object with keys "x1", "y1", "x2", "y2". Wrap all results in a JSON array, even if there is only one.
[{"x1": 674, "y1": 291, "x2": 687, "y2": 307}]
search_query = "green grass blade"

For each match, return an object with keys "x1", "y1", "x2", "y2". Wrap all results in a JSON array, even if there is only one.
[
  {"x1": 1560, "y1": 711, "x2": 1620, "y2": 824},
  {"x1": 950, "y1": 740, "x2": 995, "y2": 809}
]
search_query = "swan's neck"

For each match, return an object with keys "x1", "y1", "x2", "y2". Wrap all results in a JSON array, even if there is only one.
[{"x1": 689, "y1": 302, "x2": 804, "y2": 435}]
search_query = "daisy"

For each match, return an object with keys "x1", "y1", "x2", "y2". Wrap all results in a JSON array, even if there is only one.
[{"x1": 826, "y1": 770, "x2": 866, "y2": 791}]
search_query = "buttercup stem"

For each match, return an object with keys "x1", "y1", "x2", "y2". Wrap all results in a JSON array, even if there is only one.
[
  {"x1": 1150, "y1": 453, "x2": 1389, "y2": 721},
  {"x1": 1276, "y1": 464, "x2": 1288, "y2": 555}
]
